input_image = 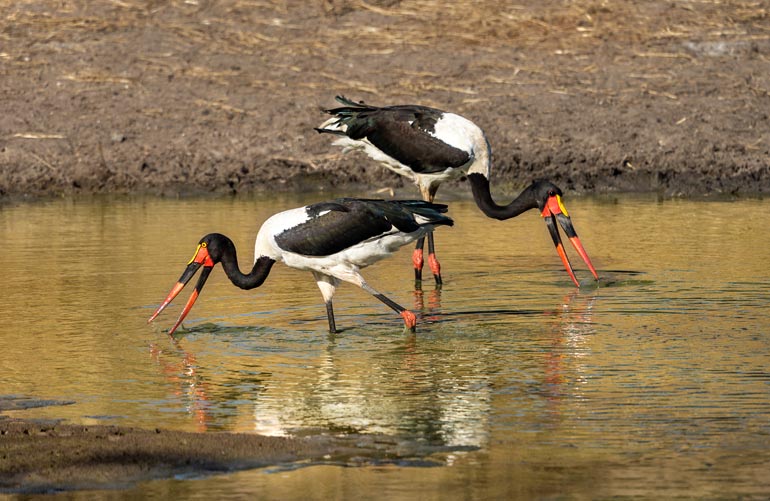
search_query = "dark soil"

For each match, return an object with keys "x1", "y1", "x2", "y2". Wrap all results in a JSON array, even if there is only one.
[
  {"x1": 1, "y1": 0, "x2": 768, "y2": 200},
  {"x1": 1, "y1": 396, "x2": 442, "y2": 493},
  {"x1": 0, "y1": 415, "x2": 452, "y2": 493},
  {"x1": 0, "y1": 418, "x2": 334, "y2": 493}
]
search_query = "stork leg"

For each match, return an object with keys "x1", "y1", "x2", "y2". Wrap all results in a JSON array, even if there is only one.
[
  {"x1": 427, "y1": 231, "x2": 442, "y2": 286},
  {"x1": 314, "y1": 272, "x2": 340, "y2": 333},
  {"x1": 316, "y1": 271, "x2": 416, "y2": 332},
  {"x1": 412, "y1": 237, "x2": 425, "y2": 285},
  {"x1": 369, "y1": 290, "x2": 417, "y2": 332},
  {"x1": 357, "y1": 279, "x2": 417, "y2": 332},
  {"x1": 412, "y1": 184, "x2": 443, "y2": 287},
  {"x1": 424, "y1": 186, "x2": 442, "y2": 286},
  {"x1": 325, "y1": 301, "x2": 337, "y2": 334}
]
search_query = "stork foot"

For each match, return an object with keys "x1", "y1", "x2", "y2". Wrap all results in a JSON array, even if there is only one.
[
  {"x1": 412, "y1": 248, "x2": 424, "y2": 285},
  {"x1": 428, "y1": 253, "x2": 442, "y2": 285},
  {"x1": 400, "y1": 310, "x2": 417, "y2": 332}
]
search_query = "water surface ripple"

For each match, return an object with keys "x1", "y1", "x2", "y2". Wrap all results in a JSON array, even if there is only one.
[{"x1": 2, "y1": 194, "x2": 768, "y2": 498}]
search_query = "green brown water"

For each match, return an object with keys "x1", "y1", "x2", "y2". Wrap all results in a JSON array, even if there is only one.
[{"x1": 2, "y1": 193, "x2": 769, "y2": 498}]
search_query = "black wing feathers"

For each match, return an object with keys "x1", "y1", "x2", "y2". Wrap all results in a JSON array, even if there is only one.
[
  {"x1": 365, "y1": 119, "x2": 470, "y2": 172},
  {"x1": 317, "y1": 96, "x2": 471, "y2": 174},
  {"x1": 275, "y1": 199, "x2": 453, "y2": 256}
]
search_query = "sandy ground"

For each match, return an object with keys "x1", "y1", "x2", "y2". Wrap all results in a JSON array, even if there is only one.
[
  {"x1": 1, "y1": 0, "x2": 768, "y2": 200},
  {"x1": 1, "y1": 0, "x2": 769, "y2": 493},
  {"x1": 0, "y1": 417, "x2": 336, "y2": 493}
]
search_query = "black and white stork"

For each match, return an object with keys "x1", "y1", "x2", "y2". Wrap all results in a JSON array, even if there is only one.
[
  {"x1": 148, "y1": 198, "x2": 453, "y2": 335},
  {"x1": 315, "y1": 96, "x2": 598, "y2": 288}
]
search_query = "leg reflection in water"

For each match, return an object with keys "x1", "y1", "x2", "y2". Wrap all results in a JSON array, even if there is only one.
[
  {"x1": 149, "y1": 341, "x2": 211, "y2": 432},
  {"x1": 413, "y1": 285, "x2": 443, "y2": 324},
  {"x1": 542, "y1": 290, "x2": 598, "y2": 422}
]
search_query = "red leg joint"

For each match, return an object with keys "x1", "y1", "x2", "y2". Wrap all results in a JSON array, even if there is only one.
[
  {"x1": 400, "y1": 310, "x2": 417, "y2": 332},
  {"x1": 412, "y1": 248, "x2": 424, "y2": 271},
  {"x1": 428, "y1": 253, "x2": 441, "y2": 277}
]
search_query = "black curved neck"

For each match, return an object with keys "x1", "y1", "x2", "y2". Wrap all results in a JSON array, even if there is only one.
[
  {"x1": 220, "y1": 251, "x2": 275, "y2": 290},
  {"x1": 468, "y1": 173, "x2": 538, "y2": 221}
]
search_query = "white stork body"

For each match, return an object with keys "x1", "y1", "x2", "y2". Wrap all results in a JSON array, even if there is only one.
[
  {"x1": 316, "y1": 96, "x2": 599, "y2": 288},
  {"x1": 318, "y1": 111, "x2": 490, "y2": 200},
  {"x1": 149, "y1": 198, "x2": 454, "y2": 334},
  {"x1": 256, "y1": 207, "x2": 430, "y2": 273}
]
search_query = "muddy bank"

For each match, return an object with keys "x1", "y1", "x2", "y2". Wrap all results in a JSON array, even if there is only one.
[
  {"x1": 0, "y1": 418, "x2": 333, "y2": 493},
  {"x1": 1, "y1": 1, "x2": 768, "y2": 199},
  {"x1": 0, "y1": 415, "x2": 463, "y2": 494}
]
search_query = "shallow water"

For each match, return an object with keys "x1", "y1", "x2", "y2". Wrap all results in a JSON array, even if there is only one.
[{"x1": 2, "y1": 193, "x2": 769, "y2": 498}]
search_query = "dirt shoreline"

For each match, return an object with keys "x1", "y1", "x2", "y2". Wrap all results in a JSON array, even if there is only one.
[
  {"x1": 0, "y1": 414, "x2": 456, "y2": 493},
  {"x1": 1, "y1": 1, "x2": 768, "y2": 200},
  {"x1": 0, "y1": 418, "x2": 337, "y2": 493}
]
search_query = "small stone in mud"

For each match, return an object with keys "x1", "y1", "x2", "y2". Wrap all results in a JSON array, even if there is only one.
[{"x1": 111, "y1": 132, "x2": 127, "y2": 143}]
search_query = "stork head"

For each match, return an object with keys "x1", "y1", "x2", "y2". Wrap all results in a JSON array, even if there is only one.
[{"x1": 530, "y1": 180, "x2": 599, "y2": 287}]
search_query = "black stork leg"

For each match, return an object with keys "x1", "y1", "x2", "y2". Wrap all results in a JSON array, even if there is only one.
[
  {"x1": 427, "y1": 231, "x2": 442, "y2": 286},
  {"x1": 414, "y1": 184, "x2": 443, "y2": 288},
  {"x1": 425, "y1": 186, "x2": 442, "y2": 287},
  {"x1": 325, "y1": 301, "x2": 337, "y2": 334},
  {"x1": 412, "y1": 236, "x2": 426, "y2": 286},
  {"x1": 359, "y1": 282, "x2": 417, "y2": 333},
  {"x1": 314, "y1": 272, "x2": 340, "y2": 334}
]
